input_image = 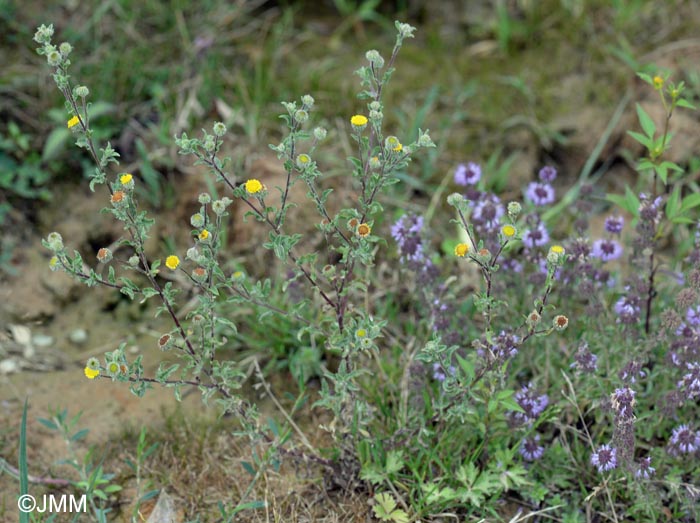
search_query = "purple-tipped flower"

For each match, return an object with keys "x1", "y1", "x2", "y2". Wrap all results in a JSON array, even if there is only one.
[
  {"x1": 471, "y1": 193, "x2": 504, "y2": 230},
  {"x1": 538, "y1": 165, "x2": 557, "y2": 183},
  {"x1": 432, "y1": 362, "x2": 456, "y2": 382},
  {"x1": 678, "y1": 362, "x2": 700, "y2": 399},
  {"x1": 509, "y1": 383, "x2": 549, "y2": 426},
  {"x1": 668, "y1": 424, "x2": 700, "y2": 455},
  {"x1": 611, "y1": 386, "x2": 635, "y2": 421},
  {"x1": 523, "y1": 222, "x2": 550, "y2": 248},
  {"x1": 520, "y1": 434, "x2": 545, "y2": 461},
  {"x1": 591, "y1": 444, "x2": 618, "y2": 473},
  {"x1": 604, "y1": 215, "x2": 624, "y2": 234},
  {"x1": 635, "y1": 457, "x2": 655, "y2": 479},
  {"x1": 686, "y1": 305, "x2": 700, "y2": 326},
  {"x1": 526, "y1": 182, "x2": 555, "y2": 206},
  {"x1": 571, "y1": 342, "x2": 598, "y2": 373},
  {"x1": 454, "y1": 162, "x2": 481, "y2": 186},
  {"x1": 592, "y1": 239, "x2": 623, "y2": 262},
  {"x1": 619, "y1": 360, "x2": 646, "y2": 384},
  {"x1": 391, "y1": 214, "x2": 425, "y2": 263},
  {"x1": 614, "y1": 296, "x2": 641, "y2": 325}
]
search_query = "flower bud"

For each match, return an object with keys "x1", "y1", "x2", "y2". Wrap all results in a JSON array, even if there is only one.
[
  {"x1": 301, "y1": 94, "x2": 314, "y2": 108},
  {"x1": 74, "y1": 85, "x2": 89, "y2": 98},
  {"x1": 294, "y1": 109, "x2": 309, "y2": 124},
  {"x1": 47, "y1": 232, "x2": 63, "y2": 251},
  {"x1": 198, "y1": 193, "x2": 211, "y2": 204},
  {"x1": 59, "y1": 42, "x2": 72, "y2": 55},
  {"x1": 365, "y1": 50, "x2": 385, "y2": 68},
  {"x1": 507, "y1": 201, "x2": 521, "y2": 218},
  {"x1": 190, "y1": 213, "x2": 205, "y2": 228},
  {"x1": 447, "y1": 193, "x2": 464, "y2": 207},
  {"x1": 212, "y1": 122, "x2": 226, "y2": 137},
  {"x1": 313, "y1": 127, "x2": 327, "y2": 141}
]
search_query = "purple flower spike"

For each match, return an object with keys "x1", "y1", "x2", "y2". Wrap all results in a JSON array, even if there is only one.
[
  {"x1": 604, "y1": 215, "x2": 624, "y2": 234},
  {"x1": 526, "y1": 182, "x2": 555, "y2": 206},
  {"x1": 592, "y1": 239, "x2": 623, "y2": 262},
  {"x1": 591, "y1": 444, "x2": 617, "y2": 473},
  {"x1": 538, "y1": 165, "x2": 557, "y2": 182},
  {"x1": 454, "y1": 162, "x2": 481, "y2": 186}
]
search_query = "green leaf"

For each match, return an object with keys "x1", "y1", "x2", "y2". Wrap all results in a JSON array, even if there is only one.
[
  {"x1": 626, "y1": 130, "x2": 651, "y2": 149},
  {"x1": 680, "y1": 193, "x2": 700, "y2": 213},
  {"x1": 373, "y1": 492, "x2": 409, "y2": 522},
  {"x1": 665, "y1": 185, "x2": 681, "y2": 219},
  {"x1": 636, "y1": 103, "x2": 656, "y2": 138},
  {"x1": 42, "y1": 127, "x2": 70, "y2": 162},
  {"x1": 676, "y1": 98, "x2": 696, "y2": 110},
  {"x1": 385, "y1": 450, "x2": 404, "y2": 475}
]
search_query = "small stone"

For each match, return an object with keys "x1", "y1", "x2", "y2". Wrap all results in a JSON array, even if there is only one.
[
  {"x1": 10, "y1": 325, "x2": 32, "y2": 346},
  {"x1": 69, "y1": 328, "x2": 88, "y2": 345},
  {"x1": 0, "y1": 358, "x2": 20, "y2": 374},
  {"x1": 32, "y1": 334, "x2": 54, "y2": 348}
]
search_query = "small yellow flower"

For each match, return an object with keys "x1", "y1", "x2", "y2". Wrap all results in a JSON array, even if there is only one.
[
  {"x1": 356, "y1": 329, "x2": 367, "y2": 338},
  {"x1": 120, "y1": 173, "x2": 133, "y2": 185},
  {"x1": 49, "y1": 256, "x2": 59, "y2": 270},
  {"x1": 357, "y1": 223, "x2": 371, "y2": 237},
  {"x1": 165, "y1": 255, "x2": 180, "y2": 270},
  {"x1": 84, "y1": 366, "x2": 99, "y2": 379},
  {"x1": 245, "y1": 179, "x2": 263, "y2": 194},
  {"x1": 232, "y1": 270, "x2": 244, "y2": 279},
  {"x1": 198, "y1": 229, "x2": 210, "y2": 241},
  {"x1": 550, "y1": 245, "x2": 565, "y2": 255},
  {"x1": 653, "y1": 75, "x2": 664, "y2": 90},
  {"x1": 502, "y1": 225, "x2": 516, "y2": 238},
  {"x1": 454, "y1": 243, "x2": 469, "y2": 257},
  {"x1": 350, "y1": 114, "x2": 368, "y2": 127},
  {"x1": 107, "y1": 362, "x2": 120, "y2": 376},
  {"x1": 67, "y1": 115, "x2": 80, "y2": 129},
  {"x1": 393, "y1": 142, "x2": 403, "y2": 152}
]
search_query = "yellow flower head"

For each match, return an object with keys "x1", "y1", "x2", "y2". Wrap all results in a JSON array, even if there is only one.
[
  {"x1": 107, "y1": 362, "x2": 120, "y2": 376},
  {"x1": 232, "y1": 270, "x2": 244, "y2": 279},
  {"x1": 198, "y1": 229, "x2": 209, "y2": 241},
  {"x1": 67, "y1": 115, "x2": 80, "y2": 129},
  {"x1": 84, "y1": 366, "x2": 99, "y2": 379},
  {"x1": 357, "y1": 223, "x2": 371, "y2": 237},
  {"x1": 454, "y1": 243, "x2": 469, "y2": 257},
  {"x1": 356, "y1": 329, "x2": 367, "y2": 338},
  {"x1": 550, "y1": 245, "x2": 565, "y2": 255},
  {"x1": 653, "y1": 75, "x2": 664, "y2": 90},
  {"x1": 351, "y1": 114, "x2": 368, "y2": 127},
  {"x1": 120, "y1": 173, "x2": 133, "y2": 185},
  {"x1": 165, "y1": 255, "x2": 180, "y2": 270},
  {"x1": 245, "y1": 179, "x2": 263, "y2": 194},
  {"x1": 49, "y1": 256, "x2": 59, "y2": 270},
  {"x1": 502, "y1": 225, "x2": 516, "y2": 238}
]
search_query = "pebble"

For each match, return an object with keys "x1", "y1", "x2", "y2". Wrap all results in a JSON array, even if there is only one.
[
  {"x1": 0, "y1": 358, "x2": 20, "y2": 374},
  {"x1": 69, "y1": 328, "x2": 88, "y2": 345},
  {"x1": 33, "y1": 334, "x2": 54, "y2": 348},
  {"x1": 10, "y1": 324, "x2": 32, "y2": 346}
]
